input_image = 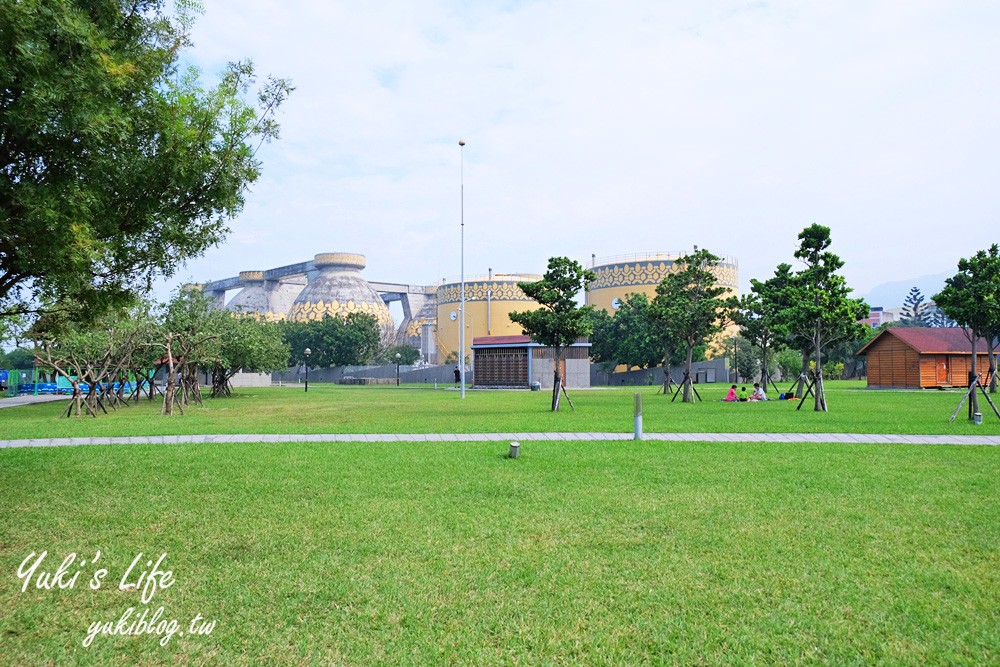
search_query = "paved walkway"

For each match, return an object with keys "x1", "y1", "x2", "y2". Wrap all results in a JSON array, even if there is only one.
[
  {"x1": 0, "y1": 394, "x2": 69, "y2": 409},
  {"x1": 1, "y1": 432, "x2": 998, "y2": 449}
]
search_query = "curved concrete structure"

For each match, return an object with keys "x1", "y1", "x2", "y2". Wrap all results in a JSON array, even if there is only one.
[{"x1": 288, "y1": 253, "x2": 393, "y2": 330}]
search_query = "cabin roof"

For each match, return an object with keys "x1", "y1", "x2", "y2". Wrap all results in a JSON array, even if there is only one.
[{"x1": 857, "y1": 327, "x2": 990, "y2": 356}]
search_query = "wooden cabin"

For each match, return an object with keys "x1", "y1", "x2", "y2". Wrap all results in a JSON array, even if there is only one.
[{"x1": 857, "y1": 327, "x2": 993, "y2": 389}]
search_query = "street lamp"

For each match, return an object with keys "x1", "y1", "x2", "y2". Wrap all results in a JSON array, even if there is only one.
[
  {"x1": 304, "y1": 347, "x2": 311, "y2": 393},
  {"x1": 459, "y1": 138, "x2": 466, "y2": 400},
  {"x1": 395, "y1": 352, "x2": 401, "y2": 386}
]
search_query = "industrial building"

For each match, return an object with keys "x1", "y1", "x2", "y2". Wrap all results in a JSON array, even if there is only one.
[{"x1": 201, "y1": 249, "x2": 738, "y2": 367}]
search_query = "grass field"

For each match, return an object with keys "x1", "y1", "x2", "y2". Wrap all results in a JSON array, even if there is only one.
[
  {"x1": 2, "y1": 439, "x2": 998, "y2": 665},
  {"x1": 0, "y1": 381, "x2": 998, "y2": 439},
  {"x1": 1, "y1": 383, "x2": 998, "y2": 665}
]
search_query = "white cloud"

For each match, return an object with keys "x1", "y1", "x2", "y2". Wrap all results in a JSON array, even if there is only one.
[{"x1": 164, "y1": 0, "x2": 1000, "y2": 306}]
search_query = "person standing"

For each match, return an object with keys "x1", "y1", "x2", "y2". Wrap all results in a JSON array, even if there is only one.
[{"x1": 453, "y1": 366, "x2": 461, "y2": 388}]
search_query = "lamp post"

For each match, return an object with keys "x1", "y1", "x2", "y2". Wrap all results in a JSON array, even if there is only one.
[
  {"x1": 304, "y1": 347, "x2": 311, "y2": 392},
  {"x1": 466, "y1": 318, "x2": 475, "y2": 387},
  {"x1": 395, "y1": 352, "x2": 401, "y2": 386},
  {"x1": 459, "y1": 138, "x2": 466, "y2": 399}
]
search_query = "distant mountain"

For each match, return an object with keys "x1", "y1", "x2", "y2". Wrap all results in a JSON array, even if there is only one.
[{"x1": 859, "y1": 271, "x2": 952, "y2": 310}]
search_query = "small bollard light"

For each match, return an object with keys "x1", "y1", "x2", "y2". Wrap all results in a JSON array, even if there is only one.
[
  {"x1": 634, "y1": 393, "x2": 643, "y2": 440},
  {"x1": 509, "y1": 441, "x2": 520, "y2": 458},
  {"x1": 974, "y1": 412, "x2": 983, "y2": 425}
]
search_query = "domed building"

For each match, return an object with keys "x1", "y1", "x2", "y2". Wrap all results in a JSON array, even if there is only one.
[{"x1": 287, "y1": 253, "x2": 393, "y2": 331}]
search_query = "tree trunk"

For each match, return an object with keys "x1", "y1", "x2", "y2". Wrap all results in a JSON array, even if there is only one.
[
  {"x1": 813, "y1": 330, "x2": 827, "y2": 412},
  {"x1": 163, "y1": 336, "x2": 177, "y2": 416},
  {"x1": 970, "y1": 337, "x2": 980, "y2": 418},
  {"x1": 683, "y1": 344, "x2": 694, "y2": 403},
  {"x1": 989, "y1": 339, "x2": 997, "y2": 393},
  {"x1": 796, "y1": 350, "x2": 808, "y2": 399},
  {"x1": 550, "y1": 348, "x2": 562, "y2": 412}
]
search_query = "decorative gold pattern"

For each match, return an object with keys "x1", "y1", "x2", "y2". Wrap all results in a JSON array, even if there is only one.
[
  {"x1": 437, "y1": 280, "x2": 538, "y2": 305},
  {"x1": 590, "y1": 261, "x2": 739, "y2": 291},
  {"x1": 231, "y1": 310, "x2": 287, "y2": 322},
  {"x1": 238, "y1": 271, "x2": 265, "y2": 282},
  {"x1": 405, "y1": 318, "x2": 431, "y2": 337},
  {"x1": 288, "y1": 299, "x2": 394, "y2": 327},
  {"x1": 313, "y1": 253, "x2": 366, "y2": 270}
]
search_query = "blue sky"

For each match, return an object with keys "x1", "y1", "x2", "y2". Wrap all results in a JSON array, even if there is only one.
[{"x1": 162, "y1": 0, "x2": 1000, "y2": 308}]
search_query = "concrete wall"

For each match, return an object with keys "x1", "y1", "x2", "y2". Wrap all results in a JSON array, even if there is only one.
[
  {"x1": 530, "y1": 357, "x2": 591, "y2": 389},
  {"x1": 273, "y1": 364, "x2": 462, "y2": 386},
  {"x1": 229, "y1": 372, "x2": 272, "y2": 387},
  {"x1": 591, "y1": 358, "x2": 729, "y2": 387}
]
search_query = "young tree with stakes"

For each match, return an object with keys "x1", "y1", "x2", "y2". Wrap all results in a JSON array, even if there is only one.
[
  {"x1": 730, "y1": 263, "x2": 795, "y2": 393},
  {"x1": 934, "y1": 244, "x2": 1000, "y2": 416},
  {"x1": 510, "y1": 257, "x2": 595, "y2": 412},
  {"x1": 783, "y1": 225, "x2": 868, "y2": 412},
  {"x1": 652, "y1": 249, "x2": 731, "y2": 403}
]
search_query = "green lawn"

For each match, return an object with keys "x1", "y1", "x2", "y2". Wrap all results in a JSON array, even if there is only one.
[
  {"x1": 1, "y1": 439, "x2": 997, "y2": 665},
  {"x1": 1, "y1": 383, "x2": 998, "y2": 664},
  {"x1": 0, "y1": 381, "x2": 998, "y2": 439}
]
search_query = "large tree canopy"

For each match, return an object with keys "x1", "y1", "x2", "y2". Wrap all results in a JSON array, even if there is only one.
[{"x1": 0, "y1": 0, "x2": 292, "y2": 319}]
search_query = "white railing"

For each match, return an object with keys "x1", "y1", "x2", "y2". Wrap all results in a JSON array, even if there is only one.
[{"x1": 591, "y1": 252, "x2": 738, "y2": 266}]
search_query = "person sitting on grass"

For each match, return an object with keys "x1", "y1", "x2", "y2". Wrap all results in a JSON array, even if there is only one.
[
  {"x1": 738, "y1": 386, "x2": 749, "y2": 402},
  {"x1": 750, "y1": 383, "x2": 767, "y2": 401},
  {"x1": 724, "y1": 385, "x2": 738, "y2": 402}
]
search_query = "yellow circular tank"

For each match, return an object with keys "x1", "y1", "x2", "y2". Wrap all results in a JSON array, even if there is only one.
[
  {"x1": 587, "y1": 252, "x2": 739, "y2": 313},
  {"x1": 435, "y1": 273, "x2": 542, "y2": 363},
  {"x1": 588, "y1": 252, "x2": 739, "y2": 359}
]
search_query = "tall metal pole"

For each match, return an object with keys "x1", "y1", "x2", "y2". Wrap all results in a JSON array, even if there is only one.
[{"x1": 459, "y1": 139, "x2": 466, "y2": 399}]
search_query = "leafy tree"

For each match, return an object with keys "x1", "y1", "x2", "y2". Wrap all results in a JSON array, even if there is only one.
[
  {"x1": 899, "y1": 287, "x2": 930, "y2": 327},
  {"x1": 934, "y1": 244, "x2": 1000, "y2": 407},
  {"x1": 588, "y1": 293, "x2": 667, "y2": 372},
  {"x1": 774, "y1": 347, "x2": 802, "y2": 383},
  {"x1": 209, "y1": 316, "x2": 288, "y2": 398},
  {"x1": 381, "y1": 345, "x2": 421, "y2": 365},
  {"x1": 587, "y1": 308, "x2": 619, "y2": 378},
  {"x1": 783, "y1": 225, "x2": 869, "y2": 411},
  {"x1": 1, "y1": 348, "x2": 34, "y2": 370},
  {"x1": 652, "y1": 249, "x2": 731, "y2": 402},
  {"x1": 29, "y1": 299, "x2": 148, "y2": 416},
  {"x1": 0, "y1": 0, "x2": 292, "y2": 321},
  {"x1": 730, "y1": 263, "x2": 795, "y2": 391},
  {"x1": 510, "y1": 257, "x2": 595, "y2": 412},
  {"x1": 821, "y1": 361, "x2": 845, "y2": 380},
  {"x1": 730, "y1": 336, "x2": 760, "y2": 384},
  {"x1": 614, "y1": 293, "x2": 671, "y2": 372},
  {"x1": 281, "y1": 313, "x2": 381, "y2": 370},
  {"x1": 156, "y1": 288, "x2": 224, "y2": 415}
]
